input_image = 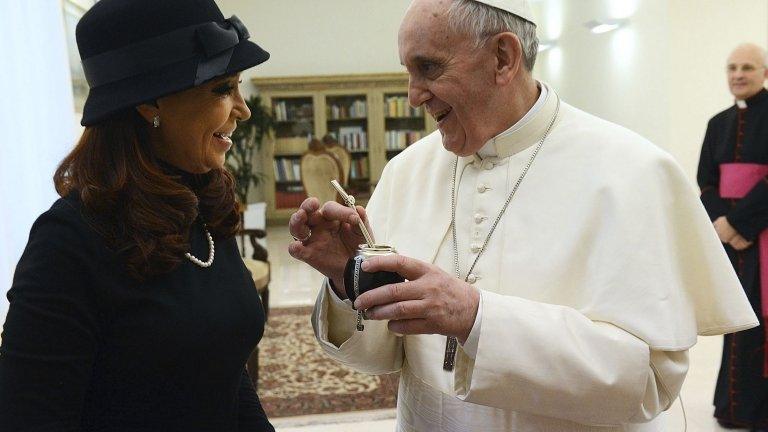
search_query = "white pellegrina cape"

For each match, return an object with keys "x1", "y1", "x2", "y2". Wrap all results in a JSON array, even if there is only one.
[{"x1": 312, "y1": 84, "x2": 758, "y2": 431}]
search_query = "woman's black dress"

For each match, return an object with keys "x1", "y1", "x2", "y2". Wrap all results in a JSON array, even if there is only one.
[{"x1": 0, "y1": 170, "x2": 274, "y2": 431}]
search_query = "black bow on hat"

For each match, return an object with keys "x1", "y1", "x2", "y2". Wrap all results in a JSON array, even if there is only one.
[
  {"x1": 76, "y1": 0, "x2": 270, "y2": 126},
  {"x1": 197, "y1": 15, "x2": 250, "y2": 58}
]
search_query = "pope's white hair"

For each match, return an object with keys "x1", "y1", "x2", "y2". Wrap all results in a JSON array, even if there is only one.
[{"x1": 446, "y1": 0, "x2": 539, "y2": 71}]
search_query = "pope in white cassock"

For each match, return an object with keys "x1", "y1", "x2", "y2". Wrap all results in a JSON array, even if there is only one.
[{"x1": 288, "y1": 0, "x2": 759, "y2": 430}]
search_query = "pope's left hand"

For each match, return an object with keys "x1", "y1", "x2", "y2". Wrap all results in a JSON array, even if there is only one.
[{"x1": 354, "y1": 254, "x2": 480, "y2": 344}]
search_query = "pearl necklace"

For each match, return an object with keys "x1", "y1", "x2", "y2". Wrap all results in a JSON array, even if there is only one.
[{"x1": 185, "y1": 224, "x2": 215, "y2": 268}]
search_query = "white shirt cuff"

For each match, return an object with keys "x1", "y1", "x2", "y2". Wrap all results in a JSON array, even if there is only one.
[
  {"x1": 326, "y1": 278, "x2": 354, "y2": 309},
  {"x1": 459, "y1": 290, "x2": 482, "y2": 359}
]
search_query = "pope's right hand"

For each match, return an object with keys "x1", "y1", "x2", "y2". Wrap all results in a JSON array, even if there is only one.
[{"x1": 288, "y1": 197, "x2": 373, "y2": 299}]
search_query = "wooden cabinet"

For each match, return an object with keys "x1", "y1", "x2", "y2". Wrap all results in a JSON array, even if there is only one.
[{"x1": 253, "y1": 73, "x2": 437, "y2": 224}]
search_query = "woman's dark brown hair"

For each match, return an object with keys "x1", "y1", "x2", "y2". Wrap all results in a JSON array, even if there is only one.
[{"x1": 54, "y1": 109, "x2": 240, "y2": 281}]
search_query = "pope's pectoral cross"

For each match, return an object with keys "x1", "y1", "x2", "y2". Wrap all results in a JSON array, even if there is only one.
[{"x1": 443, "y1": 336, "x2": 458, "y2": 371}]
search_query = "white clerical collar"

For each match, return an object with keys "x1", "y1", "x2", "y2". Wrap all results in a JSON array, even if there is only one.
[
  {"x1": 477, "y1": 81, "x2": 548, "y2": 159},
  {"x1": 736, "y1": 99, "x2": 747, "y2": 109}
]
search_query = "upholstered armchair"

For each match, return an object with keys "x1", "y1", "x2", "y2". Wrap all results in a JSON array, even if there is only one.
[
  {"x1": 300, "y1": 150, "x2": 343, "y2": 203},
  {"x1": 325, "y1": 144, "x2": 352, "y2": 187}
]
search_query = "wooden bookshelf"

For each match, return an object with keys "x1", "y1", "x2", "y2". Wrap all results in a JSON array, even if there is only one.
[{"x1": 253, "y1": 73, "x2": 437, "y2": 224}]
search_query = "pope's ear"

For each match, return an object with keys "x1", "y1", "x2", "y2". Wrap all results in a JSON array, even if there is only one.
[
  {"x1": 135, "y1": 103, "x2": 158, "y2": 124},
  {"x1": 494, "y1": 32, "x2": 523, "y2": 85}
]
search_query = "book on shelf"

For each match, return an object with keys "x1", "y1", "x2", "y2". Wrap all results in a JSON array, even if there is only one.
[
  {"x1": 348, "y1": 156, "x2": 370, "y2": 180},
  {"x1": 273, "y1": 100, "x2": 313, "y2": 122},
  {"x1": 273, "y1": 158, "x2": 283, "y2": 181},
  {"x1": 385, "y1": 130, "x2": 425, "y2": 150},
  {"x1": 292, "y1": 161, "x2": 301, "y2": 181},
  {"x1": 282, "y1": 159, "x2": 293, "y2": 181},
  {"x1": 385, "y1": 96, "x2": 423, "y2": 118},
  {"x1": 327, "y1": 99, "x2": 367, "y2": 119},
  {"x1": 274, "y1": 101, "x2": 286, "y2": 121},
  {"x1": 336, "y1": 126, "x2": 368, "y2": 151},
  {"x1": 275, "y1": 190, "x2": 307, "y2": 209},
  {"x1": 273, "y1": 157, "x2": 302, "y2": 183}
]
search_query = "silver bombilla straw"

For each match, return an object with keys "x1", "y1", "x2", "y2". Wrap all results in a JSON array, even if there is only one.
[{"x1": 331, "y1": 180, "x2": 375, "y2": 247}]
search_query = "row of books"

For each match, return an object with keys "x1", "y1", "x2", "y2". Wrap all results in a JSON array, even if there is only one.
[
  {"x1": 385, "y1": 130, "x2": 425, "y2": 150},
  {"x1": 274, "y1": 97, "x2": 424, "y2": 122},
  {"x1": 336, "y1": 127, "x2": 369, "y2": 151},
  {"x1": 273, "y1": 157, "x2": 301, "y2": 182},
  {"x1": 385, "y1": 96, "x2": 423, "y2": 118},
  {"x1": 327, "y1": 100, "x2": 367, "y2": 119},
  {"x1": 275, "y1": 189, "x2": 307, "y2": 209},
  {"x1": 273, "y1": 101, "x2": 313, "y2": 122},
  {"x1": 349, "y1": 156, "x2": 370, "y2": 180}
]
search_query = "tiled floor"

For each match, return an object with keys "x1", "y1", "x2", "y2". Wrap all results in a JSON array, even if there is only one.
[{"x1": 265, "y1": 226, "x2": 747, "y2": 432}]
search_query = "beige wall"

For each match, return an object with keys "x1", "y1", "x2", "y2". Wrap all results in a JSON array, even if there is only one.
[
  {"x1": 216, "y1": 0, "x2": 767, "y2": 187},
  {"x1": 533, "y1": 0, "x2": 670, "y2": 152},
  {"x1": 667, "y1": 0, "x2": 768, "y2": 178},
  {"x1": 67, "y1": 1, "x2": 768, "y2": 185},
  {"x1": 533, "y1": 0, "x2": 767, "y2": 180},
  {"x1": 217, "y1": 0, "x2": 411, "y2": 80}
]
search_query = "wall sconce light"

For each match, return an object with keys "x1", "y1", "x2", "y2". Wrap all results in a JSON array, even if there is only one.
[{"x1": 585, "y1": 19, "x2": 628, "y2": 34}]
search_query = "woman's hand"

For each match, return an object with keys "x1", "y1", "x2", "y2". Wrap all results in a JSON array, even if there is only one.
[{"x1": 288, "y1": 197, "x2": 373, "y2": 298}]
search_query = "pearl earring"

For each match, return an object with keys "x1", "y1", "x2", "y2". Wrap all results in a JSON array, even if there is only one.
[{"x1": 152, "y1": 115, "x2": 160, "y2": 128}]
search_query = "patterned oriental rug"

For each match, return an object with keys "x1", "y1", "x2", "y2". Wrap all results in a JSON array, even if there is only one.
[{"x1": 257, "y1": 306, "x2": 399, "y2": 418}]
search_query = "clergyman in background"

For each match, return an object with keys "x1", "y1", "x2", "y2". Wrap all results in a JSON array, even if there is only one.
[{"x1": 697, "y1": 43, "x2": 768, "y2": 431}]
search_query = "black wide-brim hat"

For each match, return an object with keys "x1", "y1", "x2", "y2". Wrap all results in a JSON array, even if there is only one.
[{"x1": 77, "y1": 0, "x2": 270, "y2": 126}]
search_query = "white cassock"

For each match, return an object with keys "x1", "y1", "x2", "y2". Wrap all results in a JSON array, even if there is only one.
[{"x1": 311, "y1": 82, "x2": 758, "y2": 431}]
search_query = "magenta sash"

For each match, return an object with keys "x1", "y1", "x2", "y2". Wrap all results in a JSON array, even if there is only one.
[{"x1": 720, "y1": 163, "x2": 768, "y2": 376}]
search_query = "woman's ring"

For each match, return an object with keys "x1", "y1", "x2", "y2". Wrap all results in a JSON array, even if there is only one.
[{"x1": 292, "y1": 229, "x2": 311, "y2": 243}]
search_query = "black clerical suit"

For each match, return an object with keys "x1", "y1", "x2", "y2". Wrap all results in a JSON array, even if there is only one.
[
  {"x1": 0, "y1": 171, "x2": 274, "y2": 431},
  {"x1": 698, "y1": 88, "x2": 768, "y2": 428}
]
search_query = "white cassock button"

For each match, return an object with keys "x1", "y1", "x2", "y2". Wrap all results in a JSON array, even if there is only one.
[
  {"x1": 477, "y1": 184, "x2": 489, "y2": 193},
  {"x1": 481, "y1": 161, "x2": 494, "y2": 170},
  {"x1": 471, "y1": 243, "x2": 482, "y2": 253},
  {"x1": 467, "y1": 273, "x2": 478, "y2": 284},
  {"x1": 474, "y1": 213, "x2": 484, "y2": 223}
]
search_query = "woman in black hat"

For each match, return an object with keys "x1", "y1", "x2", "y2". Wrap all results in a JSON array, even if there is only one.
[{"x1": 0, "y1": 1, "x2": 274, "y2": 430}]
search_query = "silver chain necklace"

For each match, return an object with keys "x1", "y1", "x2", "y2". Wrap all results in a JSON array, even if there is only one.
[{"x1": 442, "y1": 98, "x2": 560, "y2": 371}]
